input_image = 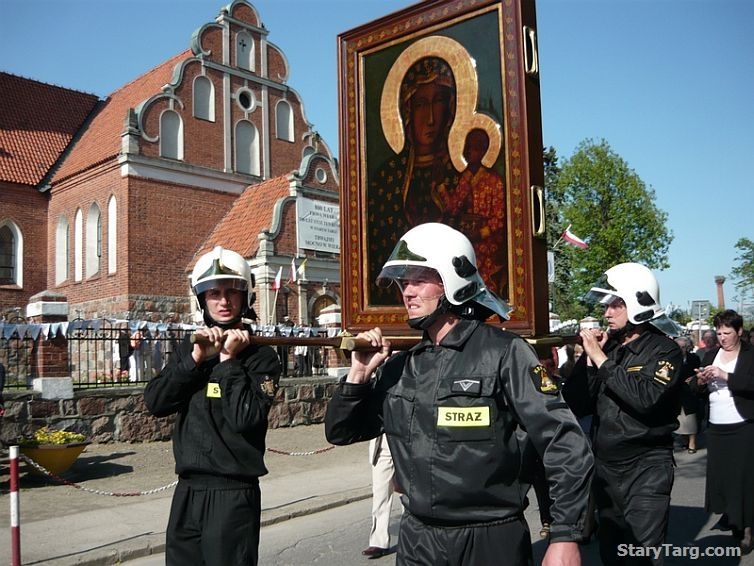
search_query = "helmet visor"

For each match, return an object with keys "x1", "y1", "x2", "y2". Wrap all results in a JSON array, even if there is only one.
[
  {"x1": 376, "y1": 265, "x2": 440, "y2": 289},
  {"x1": 385, "y1": 239, "x2": 428, "y2": 264},
  {"x1": 583, "y1": 274, "x2": 621, "y2": 305},
  {"x1": 473, "y1": 288, "x2": 513, "y2": 320},
  {"x1": 194, "y1": 277, "x2": 248, "y2": 297},
  {"x1": 649, "y1": 314, "x2": 684, "y2": 337}
]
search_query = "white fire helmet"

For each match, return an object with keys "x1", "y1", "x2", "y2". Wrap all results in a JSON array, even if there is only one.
[
  {"x1": 584, "y1": 262, "x2": 682, "y2": 336},
  {"x1": 190, "y1": 246, "x2": 255, "y2": 325},
  {"x1": 376, "y1": 223, "x2": 512, "y2": 320}
]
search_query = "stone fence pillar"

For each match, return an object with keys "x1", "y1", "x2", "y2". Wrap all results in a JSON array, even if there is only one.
[{"x1": 26, "y1": 290, "x2": 73, "y2": 399}]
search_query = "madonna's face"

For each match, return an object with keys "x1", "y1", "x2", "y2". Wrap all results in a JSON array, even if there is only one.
[{"x1": 410, "y1": 82, "x2": 451, "y2": 155}]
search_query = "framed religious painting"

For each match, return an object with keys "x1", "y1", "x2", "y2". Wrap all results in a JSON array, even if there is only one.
[{"x1": 338, "y1": 0, "x2": 549, "y2": 337}]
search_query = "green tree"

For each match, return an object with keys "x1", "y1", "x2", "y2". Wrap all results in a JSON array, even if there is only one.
[
  {"x1": 732, "y1": 238, "x2": 754, "y2": 296},
  {"x1": 548, "y1": 139, "x2": 672, "y2": 320},
  {"x1": 543, "y1": 147, "x2": 572, "y2": 318}
]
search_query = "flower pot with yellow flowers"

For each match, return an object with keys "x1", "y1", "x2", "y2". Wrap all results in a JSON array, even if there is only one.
[{"x1": 19, "y1": 427, "x2": 91, "y2": 476}]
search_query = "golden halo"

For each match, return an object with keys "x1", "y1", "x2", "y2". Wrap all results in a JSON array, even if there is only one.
[{"x1": 380, "y1": 35, "x2": 501, "y2": 171}]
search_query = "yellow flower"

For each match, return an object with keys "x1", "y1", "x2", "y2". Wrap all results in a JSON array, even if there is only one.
[{"x1": 22, "y1": 426, "x2": 87, "y2": 446}]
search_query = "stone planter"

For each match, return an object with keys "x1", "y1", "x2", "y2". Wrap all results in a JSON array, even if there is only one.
[{"x1": 20, "y1": 442, "x2": 91, "y2": 475}]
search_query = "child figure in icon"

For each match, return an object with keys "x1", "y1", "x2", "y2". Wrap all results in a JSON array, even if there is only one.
[{"x1": 438, "y1": 128, "x2": 506, "y2": 297}]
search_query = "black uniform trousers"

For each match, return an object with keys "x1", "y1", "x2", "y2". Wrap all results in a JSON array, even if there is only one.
[
  {"x1": 593, "y1": 451, "x2": 674, "y2": 566},
  {"x1": 396, "y1": 511, "x2": 533, "y2": 566},
  {"x1": 166, "y1": 476, "x2": 261, "y2": 566}
]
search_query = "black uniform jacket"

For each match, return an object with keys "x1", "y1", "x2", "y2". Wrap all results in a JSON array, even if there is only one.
[
  {"x1": 678, "y1": 351, "x2": 702, "y2": 414},
  {"x1": 564, "y1": 329, "x2": 683, "y2": 463},
  {"x1": 696, "y1": 341, "x2": 754, "y2": 420},
  {"x1": 144, "y1": 334, "x2": 281, "y2": 480},
  {"x1": 325, "y1": 319, "x2": 593, "y2": 543}
]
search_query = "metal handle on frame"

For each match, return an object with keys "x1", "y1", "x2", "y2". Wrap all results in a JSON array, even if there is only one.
[
  {"x1": 523, "y1": 26, "x2": 539, "y2": 76},
  {"x1": 531, "y1": 185, "x2": 545, "y2": 237}
]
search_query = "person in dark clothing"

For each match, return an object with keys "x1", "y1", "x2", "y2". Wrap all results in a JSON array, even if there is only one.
[
  {"x1": 564, "y1": 262, "x2": 683, "y2": 566},
  {"x1": 144, "y1": 246, "x2": 280, "y2": 566},
  {"x1": 674, "y1": 336, "x2": 701, "y2": 452},
  {"x1": 326, "y1": 223, "x2": 593, "y2": 566}
]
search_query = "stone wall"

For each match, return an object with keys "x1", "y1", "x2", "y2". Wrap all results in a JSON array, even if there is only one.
[{"x1": 0, "y1": 376, "x2": 340, "y2": 445}]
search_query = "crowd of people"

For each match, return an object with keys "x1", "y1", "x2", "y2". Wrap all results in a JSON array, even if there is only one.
[{"x1": 132, "y1": 223, "x2": 753, "y2": 566}]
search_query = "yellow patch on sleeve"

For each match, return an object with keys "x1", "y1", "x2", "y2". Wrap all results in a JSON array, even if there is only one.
[
  {"x1": 654, "y1": 361, "x2": 674, "y2": 384},
  {"x1": 206, "y1": 382, "x2": 222, "y2": 398},
  {"x1": 437, "y1": 406, "x2": 491, "y2": 427},
  {"x1": 531, "y1": 365, "x2": 559, "y2": 394}
]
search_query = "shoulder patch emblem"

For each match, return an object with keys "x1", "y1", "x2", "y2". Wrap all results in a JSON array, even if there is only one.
[
  {"x1": 654, "y1": 360, "x2": 675, "y2": 385},
  {"x1": 532, "y1": 365, "x2": 559, "y2": 395}
]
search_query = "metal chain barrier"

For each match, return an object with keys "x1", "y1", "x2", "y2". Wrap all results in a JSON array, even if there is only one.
[
  {"x1": 18, "y1": 454, "x2": 177, "y2": 497},
  {"x1": 267, "y1": 445, "x2": 336, "y2": 456},
  {"x1": 7, "y1": 443, "x2": 336, "y2": 498}
]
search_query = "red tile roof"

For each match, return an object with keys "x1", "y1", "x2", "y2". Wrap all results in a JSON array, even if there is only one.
[
  {"x1": 0, "y1": 72, "x2": 100, "y2": 186},
  {"x1": 193, "y1": 175, "x2": 292, "y2": 264},
  {"x1": 52, "y1": 50, "x2": 190, "y2": 183}
]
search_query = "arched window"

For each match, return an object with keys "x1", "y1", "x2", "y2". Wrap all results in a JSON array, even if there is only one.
[
  {"x1": 193, "y1": 75, "x2": 215, "y2": 121},
  {"x1": 275, "y1": 100, "x2": 294, "y2": 142},
  {"x1": 235, "y1": 120, "x2": 260, "y2": 176},
  {"x1": 159, "y1": 110, "x2": 183, "y2": 160},
  {"x1": 108, "y1": 195, "x2": 117, "y2": 274},
  {"x1": 0, "y1": 220, "x2": 23, "y2": 287},
  {"x1": 74, "y1": 209, "x2": 83, "y2": 282},
  {"x1": 86, "y1": 203, "x2": 101, "y2": 278},
  {"x1": 55, "y1": 215, "x2": 69, "y2": 285},
  {"x1": 236, "y1": 31, "x2": 254, "y2": 71}
]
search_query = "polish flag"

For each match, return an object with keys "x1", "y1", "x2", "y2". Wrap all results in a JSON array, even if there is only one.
[
  {"x1": 562, "y1": 225, "x2": 588, "y2": 249},
  {"x1": 272, "y1": 266, "x2": 283, "y2": 290},
  {"x1": 289, "y1": 257, "x2": 297, "y2": 283}
]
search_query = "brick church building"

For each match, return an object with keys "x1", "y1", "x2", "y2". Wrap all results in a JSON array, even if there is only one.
[{"x1": 0, "y1": 0, "x2": 341, "y2": 329}]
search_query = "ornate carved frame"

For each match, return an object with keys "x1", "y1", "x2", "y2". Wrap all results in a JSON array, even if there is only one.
[{"x1": 338, "y1": 0, "x2": 548, "y2": 336}]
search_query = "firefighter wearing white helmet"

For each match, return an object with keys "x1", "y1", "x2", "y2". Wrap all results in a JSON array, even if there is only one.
[
  {"x1": 190, "y1": 245, "x2": 256, "y2": 328},
  {"x1": 145, "y1": 245, "x2": 280, "y2": 566},
  {"x1": 584, "y1": 262, "x2": 682, "y2": 337},
  {"x1": 563, "y1": 262, "x2": 684, "y2": 565},
  {"x1": 326, "y1": 223, "x2": 593, "y2": 565},
  {"x1": 376, "y1": 223, "x2": 512, "y2": 329}
]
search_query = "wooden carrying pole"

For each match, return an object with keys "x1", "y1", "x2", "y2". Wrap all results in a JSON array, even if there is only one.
[{"x1": 190, "y1": 332, "x2": 419, "y2": 353}]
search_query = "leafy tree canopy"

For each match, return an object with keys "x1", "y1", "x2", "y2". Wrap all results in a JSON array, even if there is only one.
[
  {"x1": 732, "y1": 237, "x2": 754, "y2": 295},
  {"x1": 546, "y1": 139, "x2": 672, "y2": 321}
]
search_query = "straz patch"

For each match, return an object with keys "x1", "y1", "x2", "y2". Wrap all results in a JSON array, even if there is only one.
[
  {"x1": 206, "y1": 382, "x2": 222, "y2": 398},
  {"x1": 654, "y1": 361, "x2": 675, "y2": 386},
  {"x1": 531, "y1": 365, "x2": 559, "y2": 395},
  {"x1": 437, "y1": 406, "x2": 490, "y2": 427}
]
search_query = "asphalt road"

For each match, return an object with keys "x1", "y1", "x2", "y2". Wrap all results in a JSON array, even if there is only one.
[{"x1": 125, "y1": 445, "x2": 754, "y2": 565}]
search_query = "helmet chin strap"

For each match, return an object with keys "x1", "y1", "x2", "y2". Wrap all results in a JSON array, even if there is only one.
[
  {"x1": 607, "y1": 321, "x2": 638, "y2": 343},
  {"x1": 407, "y1": 296, "x2": 452, "y2": 330},
  {"x1": 203, "y1": 312, "x2": 243, "y2": 329}
]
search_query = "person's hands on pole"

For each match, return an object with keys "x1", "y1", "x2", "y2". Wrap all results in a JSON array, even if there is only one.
[
  {"x1": 346, "y1": 328, "x2": 391, "y2": 384},
  {"x1": 579, "y1": 327, "x2": 608, "y2": 369},
  {"x1": 192, "y1": 326, "x2": 226, "y2": 365}
]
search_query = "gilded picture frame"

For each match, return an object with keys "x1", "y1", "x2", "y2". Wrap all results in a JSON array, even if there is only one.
[{"x1": 338, "y1": 0, "x2": 548, "y2": 336}]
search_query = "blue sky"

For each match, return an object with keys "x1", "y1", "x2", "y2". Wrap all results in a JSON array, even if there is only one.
[{"x1": 2, "y1": 0, "x2": 752, "y2": 315}]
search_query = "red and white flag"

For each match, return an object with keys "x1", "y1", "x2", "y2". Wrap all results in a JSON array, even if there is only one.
[
  {"x1": 562, "y1": 224, "x2": 588, "y2": 249},
  {"x1": 272, "y1": 266, "x2": 283, "y2": 291},
  {"x1": 289, "y1": 257, "x2": 297, "y2": 283}
]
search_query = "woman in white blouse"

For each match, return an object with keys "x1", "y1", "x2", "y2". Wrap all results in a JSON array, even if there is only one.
[{"x1": 695, "y1": 309, "x2": 754, "y2": 554}]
